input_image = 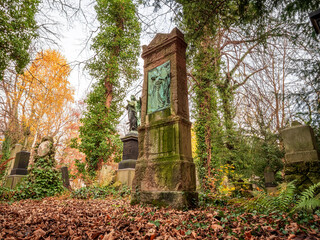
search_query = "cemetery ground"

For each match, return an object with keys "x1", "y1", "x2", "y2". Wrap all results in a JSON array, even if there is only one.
[{"x1": 1, "y1": 192, "x2": 320, "y2": 240}]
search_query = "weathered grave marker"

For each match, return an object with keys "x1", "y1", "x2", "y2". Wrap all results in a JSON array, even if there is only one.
[
  {"x1": 6, "y1": 150, "x2": 30, "y2": 189},
  {"x1": 281, "y1": 124, "x2": 320, "y2": 191},
  {"x1": 132, "y1": 28, "x2": 198, "y2": 208},
  {"x1": 60, "y1": 166, "x2": 71, "y2": 189}
]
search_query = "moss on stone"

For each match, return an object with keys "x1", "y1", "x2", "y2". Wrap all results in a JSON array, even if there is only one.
[{"x1": 157, "y1": 162, "x2": 175, "y2": 189}]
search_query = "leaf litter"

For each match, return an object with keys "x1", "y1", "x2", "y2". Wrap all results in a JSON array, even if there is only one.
[{"x1": 0, "y1": 197, "x2": 319, "y2": 239}]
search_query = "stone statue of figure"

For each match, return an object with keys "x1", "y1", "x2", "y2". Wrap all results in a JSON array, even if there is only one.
[{"x1": 126, "y1": 95, "x2": 140, "y2": 131}]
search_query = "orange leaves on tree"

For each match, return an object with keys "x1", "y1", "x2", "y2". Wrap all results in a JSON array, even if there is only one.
[{"x1": 17, "y1": 49, "x2": 74, "y2": 148}]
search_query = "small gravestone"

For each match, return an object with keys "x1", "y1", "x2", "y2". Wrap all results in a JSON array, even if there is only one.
[
  {"x1": 264, "y1": 167, "x2": 277, "y2": 193},
  {"x1": 281, "y1": 124, "x2": 320, "y2": 191},
  {"x1": 131, "y1": 28, "x2": 198, "y2": 208},
  {"x1": 5, "y1": 150, "x2": 30, "y2": 189},
  {"x1": 5, "y1": 144, "x2": 23, "y2": 176},
  {"x1": 10, "y1": 151, "x2": 30, "y2": 175},
  {"x1": 60, "y1": 166, "x2": 71, "y2": 189}
]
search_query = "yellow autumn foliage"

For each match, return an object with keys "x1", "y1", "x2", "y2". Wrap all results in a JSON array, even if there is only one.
[{"x1": 17, "y1": 49, "x2": 74, "y2": 147}]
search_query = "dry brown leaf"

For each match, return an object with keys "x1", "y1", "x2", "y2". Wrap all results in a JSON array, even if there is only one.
[
  {"x1": 33, "y1": 228, "x2": 46, "y2": 240},
  {"x1": 211, "y1": 224, "x2": 223, "y2": 231},
  {"x1": 103, "y1": 230, "x2": 115, "y2": 240}
]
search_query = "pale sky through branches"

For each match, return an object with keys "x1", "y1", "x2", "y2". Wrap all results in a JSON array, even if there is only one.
[{"x1": 43, "y1": 0, "x2": 175, "y2": 102}]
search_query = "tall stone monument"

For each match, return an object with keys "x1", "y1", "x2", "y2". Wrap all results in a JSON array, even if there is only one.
[
  {"x1": 132, "y1": 28, "x2": 198, "y2": 208},
  {"x1": 281, "y1": 124, "x2": 320, "y2": 191}
]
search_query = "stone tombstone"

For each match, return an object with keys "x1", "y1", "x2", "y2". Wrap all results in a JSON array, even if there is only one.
[
  {"x1": 10, "y1": 151, "x2": 30, "y2": 175},
  {"x1": 60, "y1": 166, "x2": 71, "y2": 189},
  {"x1": 131, "y1": 28, "x2": 198, "y2": 208},
  {"x1": 6, "y1": 144, "x2": 23, "y2": 175},
  {"x1": 264, "y1": 167, "x2": 276, "y2": 187},
  {"x1": 6, "y1": 150, "x2": 30, "y2": 189},
  {"x1": 280, "y1": 125, "x2": 320, "y2": 190},
  {"x1": 264, "y1": 167, "x2": 277, "y2": 194}
]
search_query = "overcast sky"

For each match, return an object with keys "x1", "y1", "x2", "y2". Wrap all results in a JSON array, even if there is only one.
[
  {"x1": 40, "y1": 0, "x2": 176, "y2": 102},
  {"x1": 36, "y1": 0, "x2": 176, "y2": 135}
]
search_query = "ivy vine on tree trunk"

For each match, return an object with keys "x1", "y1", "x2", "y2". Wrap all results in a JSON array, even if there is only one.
[{"x1": 74, "y1": 0, "x2": 141, "y2": 177}]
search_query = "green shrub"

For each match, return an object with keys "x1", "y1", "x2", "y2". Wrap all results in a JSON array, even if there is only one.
[
  {"x1": 71, "y1": 185, "x2": 130, "y2": 199},
  {"x1": 16, "y1": 166, "x2": 64, "y2": 200},
  {"x1": 0, "y1": 186, "x2": 15, "y2": 201},
  {"x1": 13, "y1": 139, "x2": 64, "y2": 200}
]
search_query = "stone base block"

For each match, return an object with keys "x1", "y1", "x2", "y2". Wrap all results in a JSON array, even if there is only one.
[
  {"x1": 5, "y1": 175, "x2": 27, "y2": 189},
  {"x1": 10, "y1": 168, "x2": 28, "y2": 175},
  {"x1": 116, "y1": 169, "x2": 135, "y2": 188},
  {"x1": 285, "y1": 150, "x2": 319, "y2": 163},
  {"x1": 132, "y1": 191, "x2": 198, "y2": 209},
  {"x1": 118, "y1": 159, "x2": 137, "y2": 169},
  {"x1": 135, "y1": 159, "x2": 197, "y2": 192},
  {"x1": 284, "y1": 160, "x2": 320, "y2": 190}
]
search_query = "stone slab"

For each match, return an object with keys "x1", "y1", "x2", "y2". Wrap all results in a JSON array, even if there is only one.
[
  {"x1": 285, "y1": 150, "x2": 319, "y2": 163},
  {"x1": 116, "y1": 169, "x2": 135, "y2": 188},
  {"x1": 7, "y1": 144, "x2": 23, "y2": 175},
  {"x1": 97, "y1": 165, "x2": 116, "y2": 186},
  {"x1": 281, "y1": 125, "x2": 318, "y2": 154},
  {"x1": 118, "y1": 159, "x2": 137, "y2": 169}
]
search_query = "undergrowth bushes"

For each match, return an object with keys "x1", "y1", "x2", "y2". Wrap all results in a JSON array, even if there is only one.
[
  {"x1": 71, "y1": 185, "x2": 131, "y2": 199},
  {"x1": 245, "y1": 181, "x2": 320, "y2": 214}
]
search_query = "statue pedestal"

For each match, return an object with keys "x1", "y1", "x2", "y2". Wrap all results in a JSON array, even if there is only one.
[
  {"x1": 116, "y1": 169, "x2": 135, "y2": 188},
  {"x1": 118, "y1": 132, "x2": 138, "y2": 169},
  {"x1": 116, "y1": 132, "x2": 138, "y2": 187}
]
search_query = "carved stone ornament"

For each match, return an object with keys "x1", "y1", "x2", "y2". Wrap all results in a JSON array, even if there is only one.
[{"x1": 37, "y1": 140, "x2": 52, "y2": 157}]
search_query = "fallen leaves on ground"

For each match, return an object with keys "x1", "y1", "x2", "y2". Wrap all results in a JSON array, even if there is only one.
[{"x1": 0, "y1": 197, "x2": 319, "y2": 239}]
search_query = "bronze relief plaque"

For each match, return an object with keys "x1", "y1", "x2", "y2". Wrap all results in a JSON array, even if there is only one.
[{"x1": 147, "y1": 61, "x2": 171, "y2": 114}]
